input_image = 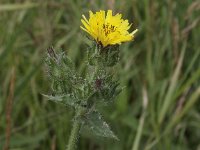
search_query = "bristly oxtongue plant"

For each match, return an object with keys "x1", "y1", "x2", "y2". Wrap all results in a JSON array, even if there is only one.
[{"x1": 43, "y1": 10, "x2": 137, "y2": 150}]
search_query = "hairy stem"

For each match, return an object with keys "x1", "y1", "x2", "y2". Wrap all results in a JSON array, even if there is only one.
[{"x1": 67, "y1": 107, "x2": 84, "y2": 150}]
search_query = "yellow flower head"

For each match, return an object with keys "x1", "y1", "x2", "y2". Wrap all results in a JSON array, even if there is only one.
[{"x1": 81, "y1": 10, "x2": 138, "y2": 47}]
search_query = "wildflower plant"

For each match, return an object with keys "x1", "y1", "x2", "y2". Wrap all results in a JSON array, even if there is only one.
[{"x1": 44, "y1": 10, "x2": 137, "y2": 150}]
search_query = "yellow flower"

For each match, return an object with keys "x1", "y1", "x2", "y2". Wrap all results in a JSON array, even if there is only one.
[{"x1": 81, "y1": 10, "x2": 138, "y2": 47}]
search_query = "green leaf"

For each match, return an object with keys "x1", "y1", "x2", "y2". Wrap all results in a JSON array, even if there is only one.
[
  {"x1": 42, "y1": 94, "x2": 83, "y2": 107},
  {"x1": 83, "y1": 110, "x2": 118, "y2": 140}
]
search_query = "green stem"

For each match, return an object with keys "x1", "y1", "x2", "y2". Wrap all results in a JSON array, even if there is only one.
[{"x1": 67, "y1": 108, "x2": 84, "y2": 150}]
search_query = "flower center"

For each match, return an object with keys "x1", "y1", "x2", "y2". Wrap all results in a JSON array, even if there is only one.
[{"x1": 102, "y1": 23, "x2": 117, "y2": 36}]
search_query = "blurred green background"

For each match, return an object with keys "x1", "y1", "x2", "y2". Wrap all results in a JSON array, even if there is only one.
[{"x1": 0, "y1": 0, "x2": 200, "y2": 150}]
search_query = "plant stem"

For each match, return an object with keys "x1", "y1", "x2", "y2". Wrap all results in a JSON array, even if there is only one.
[{"x1": 67, "y1": 107, "x2": 84, "y2": 150}]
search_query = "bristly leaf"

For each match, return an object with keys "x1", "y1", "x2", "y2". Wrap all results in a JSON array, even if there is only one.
[
  {"x1": 82, "y1": 110, "x2": 118, "y2": 140},
  {"x1": 42, "y1": 94, "x2": 84, "y2": 107}
]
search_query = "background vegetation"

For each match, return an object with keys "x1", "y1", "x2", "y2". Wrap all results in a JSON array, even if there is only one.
[{"x1": 0, "y1": 0, "x2": 200, "y2": 149}]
